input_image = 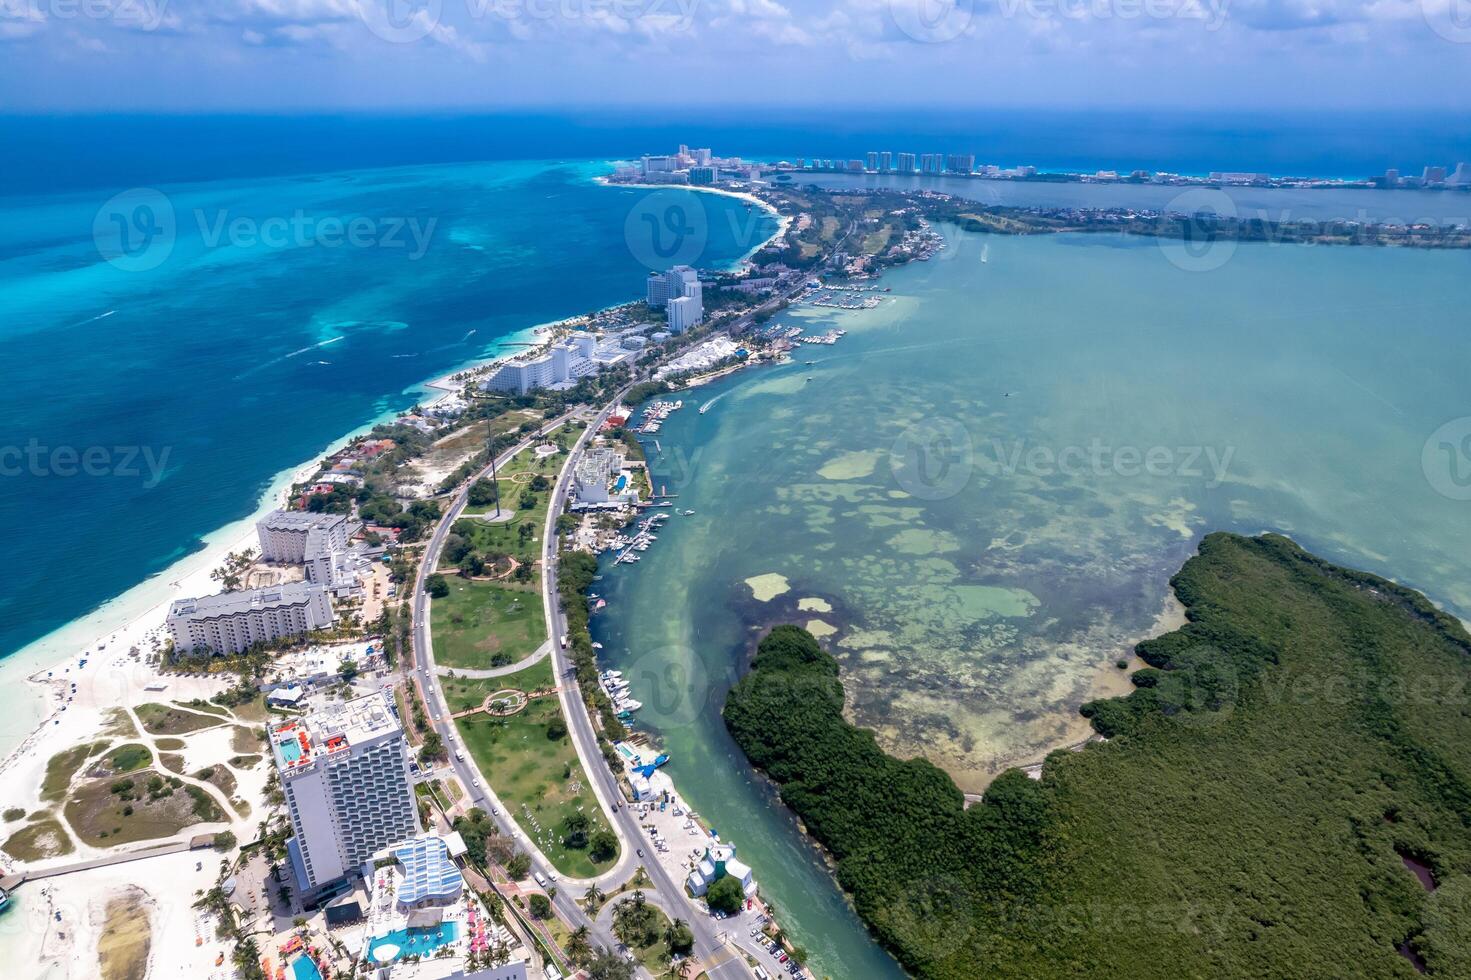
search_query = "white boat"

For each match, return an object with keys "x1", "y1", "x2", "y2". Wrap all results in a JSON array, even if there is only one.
[{"x1": 617, "y1": 698, "x2": 643, "y2": 712}]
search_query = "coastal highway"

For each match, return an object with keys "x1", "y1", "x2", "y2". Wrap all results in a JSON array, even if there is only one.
[
  {"x1": 408, "y1": 398, "x2": 751, "y2": 978},
  {"x1": 406, "y1": 410, "x2": 628, "y2": 962},
  {"x1": 539, "y1": 390, "x2": 753, "y2": 979}
]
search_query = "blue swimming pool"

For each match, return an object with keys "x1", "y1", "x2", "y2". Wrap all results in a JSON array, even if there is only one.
[
  {"x1": 367, "y1": 922, "x2": 459, "y2": 962},
  {"x1": 277, "y1": 737, "x2": 303, "y2": 763},
  {"x1": 614, "y1": 474, "x2": 628, "y2": 492},
  {"x1": 290, "y1": 955, "x2": 323, "y2": 980}
]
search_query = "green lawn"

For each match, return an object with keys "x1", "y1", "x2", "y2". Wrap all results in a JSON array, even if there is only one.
[
  {"x1": 99, "y1": 743, "x2": 153, "y2": 776},
  {"x1": 135, "y1": 703, "x2": 224, "y2": 736},
  {"x1": 442, "y1": 657, "x2": 556, "y2": 714},
  {"x1": 455, "y1": 443, "x2": 566, "y2": 569},
  {"x1": 431, "y1": 578, "x2": 545, "y2": 670},
  {"x1": 42, "y1": 741, "x2": 110, "y2": 803},
  {"x1": 455, "y1": 696, "x2": 618, "y2": 878}
]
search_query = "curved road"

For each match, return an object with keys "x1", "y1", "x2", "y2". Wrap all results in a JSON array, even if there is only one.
[{"x1": 408, "y1": 412, "x2": 627, "y2": 960}]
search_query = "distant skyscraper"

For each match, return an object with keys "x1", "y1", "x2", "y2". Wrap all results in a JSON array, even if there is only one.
[
  {"x1": 866, "y1": 151, "x2": 879, "y2": 171},
  {"x1": 879, "y1": 151, "x2": 892, "y2": 172},
  {"x1": 898, "y1": 152, "x2": 916, "y2": 173},
  {"x1": 1447, "y1": 162, "x2": 1471, "y2": 186},
  {"x1": 1423, "y1": 165, "x2": 1448, "y2": 184},
  {"x1": 689, "y1": 166, "x2": 715, "y2": 185}
]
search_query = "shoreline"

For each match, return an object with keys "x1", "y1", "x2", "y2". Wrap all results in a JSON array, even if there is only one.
[{"x1": 0, "y1": 174, "x2": 787, "y2": 768}]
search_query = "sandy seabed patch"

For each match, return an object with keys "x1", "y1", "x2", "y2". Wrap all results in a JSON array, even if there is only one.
[
  {"x1": 817, "y1": 450, "x2": 882, "y2": 481},
  {"x1": 797, "y1": 597, "x2": 832, "y2": 613},
  {"x1": 744, "y1": 573, "x2": 791, "y2": 602}
]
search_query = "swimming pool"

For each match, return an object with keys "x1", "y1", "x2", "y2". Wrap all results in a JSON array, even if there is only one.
[
  {"x1": 277, "y1": 737, "x2": 303, "y2": 763},
  {"x1": 366, "y1": 922, "x2": 459, "y2": 963},
  {"x1": 290, "y1": 955, "x2": 323, "y2": 980},
  {"x1": 614, "y1": 474, "x2": 628, "y2": 492}
]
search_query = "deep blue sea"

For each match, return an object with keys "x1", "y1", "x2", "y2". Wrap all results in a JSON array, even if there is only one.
[
  {"x1": 2, "y1": 106, "x2": 1468, "y2": 690},
  {"x1": 2, "y1": 112, "x2": 1469, "y2": 980},
  {"x1": 0, "y1": 151, "x2": 774, "y2": 670}
]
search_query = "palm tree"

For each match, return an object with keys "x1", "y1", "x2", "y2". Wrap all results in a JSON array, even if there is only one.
[
  {"x1": 583, "y1": 883, "x2": 605, "y2": 913},
  {"x1": 567, "y1": 926, "x2": 592, "y2": 965}
]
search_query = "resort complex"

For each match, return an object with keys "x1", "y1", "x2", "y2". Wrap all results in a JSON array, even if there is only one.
[
  {"x1": 166, "y1": 581, "x2": 338, "y2": 656},
  {"x1": 274, "y1": 692, "x2": 419, "y2": 899}
]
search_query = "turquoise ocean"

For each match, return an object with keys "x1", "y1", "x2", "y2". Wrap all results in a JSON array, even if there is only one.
[{"x1": 4, "y1": 114, "x2": 1471, "y2": 977}]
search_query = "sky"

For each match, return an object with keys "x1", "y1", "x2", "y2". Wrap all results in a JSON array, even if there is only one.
[{"x1": 1, "y1": 0, "x2": 1470, "y2": 111}]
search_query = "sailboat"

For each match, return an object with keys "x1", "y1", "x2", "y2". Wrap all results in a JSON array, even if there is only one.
[{"x1": 981, "y1": 244, "x2": 990, "y2": 263}]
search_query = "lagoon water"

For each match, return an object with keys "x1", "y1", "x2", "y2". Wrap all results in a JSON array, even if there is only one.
[
  {"x1": 592, "y1": 226, "x2": 1471, "y2": 977},
  {"x1": 6, "y1": 129, "x2": 1471, "y2": 979}
]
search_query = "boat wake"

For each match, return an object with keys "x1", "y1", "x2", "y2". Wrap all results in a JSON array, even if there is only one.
[{"x1": 699, "y1": 390, "x2": 730, "y2": 415}]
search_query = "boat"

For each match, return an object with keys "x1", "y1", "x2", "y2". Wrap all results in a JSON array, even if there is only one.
[
  {"x1": 617, "y1": 699, "x2": 643, "y2": 711},
  {"x1": 682, "y1": 509, "x2": 695, "y2": 516},
  {"x1": 981, "y1": 243, "x2": 990, "y2": 263},
  {"x1": 0, "y1": 886, "x2": 9, "y2": 914}
]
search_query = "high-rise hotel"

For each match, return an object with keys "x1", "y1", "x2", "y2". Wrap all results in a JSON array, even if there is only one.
[{"x1": 273, "y1": 691, "x2": 420, "y2": 899}]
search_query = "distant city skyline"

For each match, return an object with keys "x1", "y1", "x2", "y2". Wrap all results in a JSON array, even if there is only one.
[{"x1": 2, "y1": 0, "x2": 1469, "y2": 111}]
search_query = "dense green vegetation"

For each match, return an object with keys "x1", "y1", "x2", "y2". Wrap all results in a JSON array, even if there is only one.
[{"x1": 724, "y1": 533, "x2": 1471, "y2": 978}]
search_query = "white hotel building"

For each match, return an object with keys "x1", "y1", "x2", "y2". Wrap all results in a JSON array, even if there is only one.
[
  {"x1": 256, "y1": 509, "x2": 357, "y2": 592},
  {"x1": 645, "y1": 266, "x2": 704, "y2": 334},
  {"x1": 482, "y1": 332, "x2": 619, "y2": 395},
  {"x1": 166, "y1": 581, "x2": 336, "y2": 656},
  {"x1": 274, "y1": 691, "x2": 420, "y2": 897}
]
